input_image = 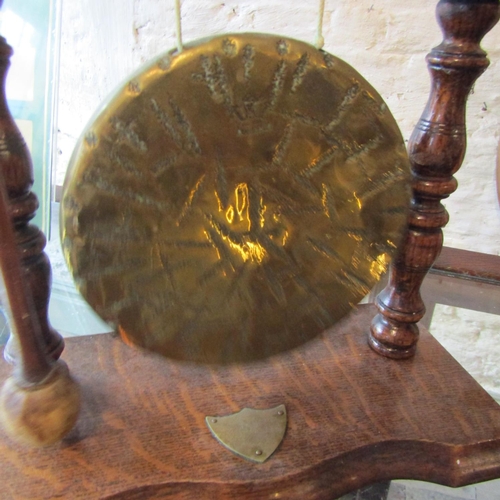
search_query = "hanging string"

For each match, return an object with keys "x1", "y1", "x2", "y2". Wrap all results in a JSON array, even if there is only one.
[
  {"x1": 174, "y1": 0, "x2": 323, "y2": 53},
  {"x1": 315, "y1": 0, "x2": 326, "y2": 49},
  {"x1": 174, "y1": 0, "x2": 183, "y2": 53}
]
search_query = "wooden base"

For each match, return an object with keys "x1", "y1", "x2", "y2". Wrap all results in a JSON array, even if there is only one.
[{"x1": 1, "y1": 304, "x2": 500, "y2": 499}]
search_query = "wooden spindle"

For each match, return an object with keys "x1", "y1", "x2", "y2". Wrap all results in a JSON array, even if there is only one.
[
  {"x1": 0, "y1": 36, "x2": 64, "y2": 362},
  {"x1": 0, "y1": 172, "x2": 80, "y2": 446},
  {"x1": 0, "y1": 174, "x2": 52, "y2": 385},
  {"x1": 369, "y1": 0, "x2": 500, "y2": 359}
]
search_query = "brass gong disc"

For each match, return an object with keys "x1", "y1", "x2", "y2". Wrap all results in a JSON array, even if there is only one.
[{"x1": 61, "y1": 34, "x2": 410, "y2": 364}]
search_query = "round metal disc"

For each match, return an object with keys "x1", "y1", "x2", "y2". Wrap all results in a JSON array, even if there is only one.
[{"x1": 61, "y1": 33, "x2": 410, "y2": 364}]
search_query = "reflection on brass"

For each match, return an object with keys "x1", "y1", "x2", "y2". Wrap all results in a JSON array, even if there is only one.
[
  {"x1": 205, "y1": 404, "x2": 287, "y2": 463},
  {"x1": 61, "y1": 34, "x2": 410, "y2": 363}
]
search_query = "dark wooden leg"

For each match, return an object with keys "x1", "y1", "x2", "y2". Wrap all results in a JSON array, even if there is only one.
[
  {"x1": 0, "y1": 37, "x2": 64, "y2": 361},
  {"x1": 369, "y1": 0, "x2": 500, "y2": 359},
  {"x1": 0, "y1": 154, "x2": 80, "y2": 446}
]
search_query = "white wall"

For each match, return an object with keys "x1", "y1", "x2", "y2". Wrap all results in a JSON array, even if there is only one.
[{"x1": 57, "y1": 0, "x2": 500, "y2": 255}]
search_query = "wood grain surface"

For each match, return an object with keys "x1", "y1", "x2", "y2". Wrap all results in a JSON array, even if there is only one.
[
  {"x1": 1, "y1": 304, "x2": 499, "y2": 499},
  {"x1": 433, "y1": 247, "x2": 500, "y2": 284}
]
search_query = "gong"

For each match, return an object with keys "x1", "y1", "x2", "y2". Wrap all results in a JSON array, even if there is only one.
[{"x1": 61, "y1": 34, "x2": 410, "y2": 364}]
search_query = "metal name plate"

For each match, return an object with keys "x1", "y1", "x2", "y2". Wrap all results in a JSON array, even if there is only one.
[{"x1": 206, "y1": 404, "x2": 287, "y2": 463}]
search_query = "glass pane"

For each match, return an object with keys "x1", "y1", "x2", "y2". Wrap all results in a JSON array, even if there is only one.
[{"x1": 0, "y1": 0, "x2": 60, "y2": 234}]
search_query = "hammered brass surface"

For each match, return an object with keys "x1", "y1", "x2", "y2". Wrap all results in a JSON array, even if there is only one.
[{"x1": 61, "y1": 34, "x2": 410, "y2": 364}]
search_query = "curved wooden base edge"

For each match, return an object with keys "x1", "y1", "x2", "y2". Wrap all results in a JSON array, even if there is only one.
[
  {"x1": 102, "y1": 440, "x2": 500, "y2": 500},
  {"x1": 1, "y1": 305, "x2": 500, "y2": 499}
]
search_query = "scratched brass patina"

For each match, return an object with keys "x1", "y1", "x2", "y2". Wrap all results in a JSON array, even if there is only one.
[
  {"x1": 61, "y1": 34, "x2": 410, "y2": 364},
  {"x1": 206, "y1": 405, "x2": 287, "y2": 463}
]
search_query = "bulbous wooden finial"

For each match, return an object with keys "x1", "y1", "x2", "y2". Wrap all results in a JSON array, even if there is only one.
[{"x1": 0, "y1": 360, "x2": 80, "y2": 446}]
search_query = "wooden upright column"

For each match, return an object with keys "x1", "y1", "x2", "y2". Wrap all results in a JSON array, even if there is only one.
[
  {"x1": 0, "y1": 37, "x2": 64, "y2": 361},
  {"x1": 369, "y1": 0, "x2": 500, "y2": 358}
]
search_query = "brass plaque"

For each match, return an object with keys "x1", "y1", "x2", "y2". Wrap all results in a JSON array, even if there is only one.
[
  {"x1": 61, "y1": 34, "x2": 410, "y2": 363},
  {"x1": 206, "y1": 405, "x2": 287, "y2": 463}
]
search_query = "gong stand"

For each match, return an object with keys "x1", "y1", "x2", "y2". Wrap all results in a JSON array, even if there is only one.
[{"x1": 1, "y1": 1, "x2": 500, "y2": 499}]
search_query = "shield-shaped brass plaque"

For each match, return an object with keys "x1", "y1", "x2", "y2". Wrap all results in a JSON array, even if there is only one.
[{"x1": 206, "y1": 404, "x2": 287, "y2": 463}]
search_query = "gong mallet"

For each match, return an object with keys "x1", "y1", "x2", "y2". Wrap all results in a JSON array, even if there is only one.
[{"x1": 0, "y1": 174, "x2": 80, "y2": 446}]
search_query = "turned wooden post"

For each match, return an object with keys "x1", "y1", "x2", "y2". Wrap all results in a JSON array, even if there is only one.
[
  {"x1": 0, "y1": 37, "x2": 64, "y2": 361},
  {"x1": 369, "y1": 0, "x2": 500, "y2": 359},
  {"x1": 0, "y1": 170, "x2": 80, "y2": 446}
]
